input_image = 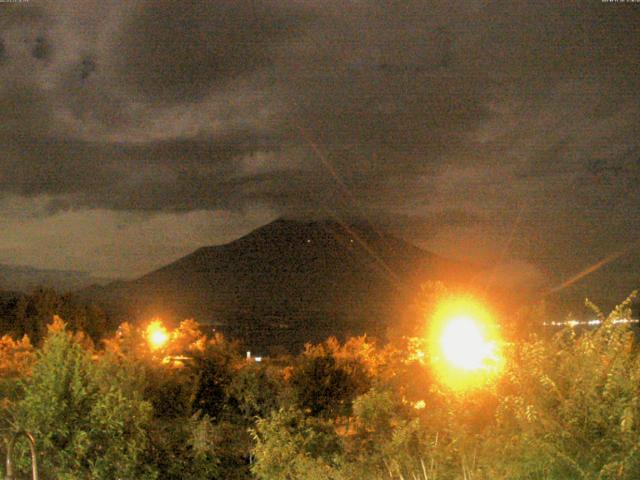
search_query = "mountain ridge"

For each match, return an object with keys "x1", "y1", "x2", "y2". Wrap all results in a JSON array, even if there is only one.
[{"x1": 80, "y1": 218, "x2": 476, "y2": 352}]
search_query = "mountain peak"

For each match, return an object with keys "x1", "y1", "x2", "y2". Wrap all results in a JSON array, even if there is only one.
[
  {"x1": 82, "y1": 217, "x2": 471, "y2": 353},
  {"x1": 222, "y1": 217, "x2": 415, "y2": 257}
]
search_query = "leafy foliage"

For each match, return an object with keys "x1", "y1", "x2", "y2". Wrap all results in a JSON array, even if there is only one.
[
  {"x1": 290, "y1": 338, "x2": 373, "y2": 418},
  {"x1": 0, "y1": 289, "x2": 638, "y2": 480},
  {"x1": 252, "y1": 407, "x2": 343, "y2": 480},
  {"x1": 15, "y1": 323, "x2": 156, "y2": 479},
  {"x1": 490, "y1": 291, "x2": 640, "y2": 479}
]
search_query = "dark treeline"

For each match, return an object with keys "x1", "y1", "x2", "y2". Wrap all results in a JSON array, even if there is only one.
[{"x1": 0, "y1": 288, "x2": 112, "y2": 344}]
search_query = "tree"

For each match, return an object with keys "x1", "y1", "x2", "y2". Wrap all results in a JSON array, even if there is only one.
[
  {"x1": 0, "y1": 334, "x2": 34, "y2": 432},
  {"x1": 290, "y1": 339, "x2": 373, "y2": 419},
  {"x1": 191, "y1": 334, "x2": 241, "y2": 420},
  {"x1": 144, "y1": 412, "x2": 220, "y2": 480},
  {"x1": 14, "y1": 322, "x2": 157, "y2": 479},
  {"x1": 291, "y1": 354, "x2": 354, "y2": 418},
  {"x1": 489, "y1": 292, "x2": 640, "y2": 479},
  {"x1": 0, "y1": 289, "x2": 111, "y2": 344},
  {"x1": 227, "y1": 362, "x2": 284, "y2": 421},
  {"x1": 251, "y1": 407, "x2": 343, "y2": 480},
  {"x1": 102, "y1": 319, "x2": 224, "y2": 479}
]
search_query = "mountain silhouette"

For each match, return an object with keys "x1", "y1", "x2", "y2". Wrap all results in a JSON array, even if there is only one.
[{"x1": 81, "y1": 218, "x2": 475, "y2": 352}]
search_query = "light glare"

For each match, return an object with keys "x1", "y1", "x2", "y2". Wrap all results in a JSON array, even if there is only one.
[
  {"x1": 440, "y1": 315, "x2": 498, "y2": 371},
  {"x1": 147, "y1": 320, "x2": 169, "y2": 350},
  {"x1": 427, "y1": 296, "x2": 504, "y2": 390}
]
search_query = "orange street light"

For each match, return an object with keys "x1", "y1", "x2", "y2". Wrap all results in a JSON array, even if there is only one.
[
  {"x1": 426, "y1": 296, "x2": 504, "y2": 391},
  {"x1": 146, "y1": 319, "x2": 169, "y2": 351}
]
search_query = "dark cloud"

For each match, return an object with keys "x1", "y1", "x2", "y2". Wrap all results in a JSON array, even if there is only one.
[
  {"x1": 115, "y1": 0, "x2": 304, "y2": 103},
  {"x1": 0, "y1": 0, "x2": 639, "y2": 289},
  {"x1": 79, "y1": 57, "x2": 96, "y2": 81},
  {"x1": 0, "y1": 135, "x2": 265, "y2": 211},
  {"x1": 31, "y1": 35, "x2": 51, "y2": 60}
]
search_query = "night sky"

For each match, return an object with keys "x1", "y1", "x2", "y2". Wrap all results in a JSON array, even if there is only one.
[{"x1": 0, "y1": 1, "x2": 638, "y2": 305}]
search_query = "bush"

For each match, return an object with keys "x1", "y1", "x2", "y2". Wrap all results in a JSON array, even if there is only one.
[
  {"x1": 15, "y1": 324, "x2": 157, "y2": 479},
  {"x1": 489, "y1": 292, "x2": 640, "y2": 479},
  {"x1": 251, "y1": 407, "x2": 343, "y2": 480}
]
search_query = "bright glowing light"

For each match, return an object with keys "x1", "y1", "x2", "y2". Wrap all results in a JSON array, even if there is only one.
[
  {"x1": 440, "y1": 316, "x2": 498, "y2": 371},
  {"x1": 427, "y1": 296, "x2": 504, "y2": 390},
  {"x1": 146, "y1": 320, "x2": 169, "y2": 350}
]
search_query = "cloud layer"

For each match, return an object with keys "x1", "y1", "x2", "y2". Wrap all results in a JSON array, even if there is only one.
[{"x1": 0, "y1": 0, "x2": 638, "y2": 290}]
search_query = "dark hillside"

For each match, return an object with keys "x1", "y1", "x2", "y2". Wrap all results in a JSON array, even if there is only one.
[{"x1": 81, "y1": 218, "x2": 476, "y2": 352}]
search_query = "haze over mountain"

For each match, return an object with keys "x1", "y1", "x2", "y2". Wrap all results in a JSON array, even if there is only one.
[
  {"x1": 0, "y1": 264, "x2": 112, "y2": 294},
  {"x1": 81, "y1": 218, "x2": 481, "y2": 352}
]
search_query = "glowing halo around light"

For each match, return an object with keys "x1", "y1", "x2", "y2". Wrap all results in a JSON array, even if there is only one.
[
  {"x1": 427, "y1": 296, "x2": 504, "y2": 391},
  {"x1": 146, "y1": 319, "x2": 169, "y2": 350}
]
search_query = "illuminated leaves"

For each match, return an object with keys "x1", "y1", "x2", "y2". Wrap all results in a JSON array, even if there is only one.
[
  {"x1": 17, "y1": 325, "x2": 156, "y2": 479},
  {"x1": 492, "y1": 292, "x2": 640, "y2": 479},
  {"x1": 0, "y1": 334, "x2": 33, "y2": 378}
]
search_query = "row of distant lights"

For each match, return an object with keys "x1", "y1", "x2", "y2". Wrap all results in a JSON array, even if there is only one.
[
  {"x1": 306, "y1": 238, "x2": 355, "y2": 243},
  {"x1": 543, "y1": 318, "x2": 640, "y2": 327}
]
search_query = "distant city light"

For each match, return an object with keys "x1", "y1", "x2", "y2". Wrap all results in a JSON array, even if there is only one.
[
  {"x1": 543, "y1": 318, "x2": 639, "y2": 327},
  {"x1": 246, "y1": 351, "x2": 263, "y2": 362}
]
